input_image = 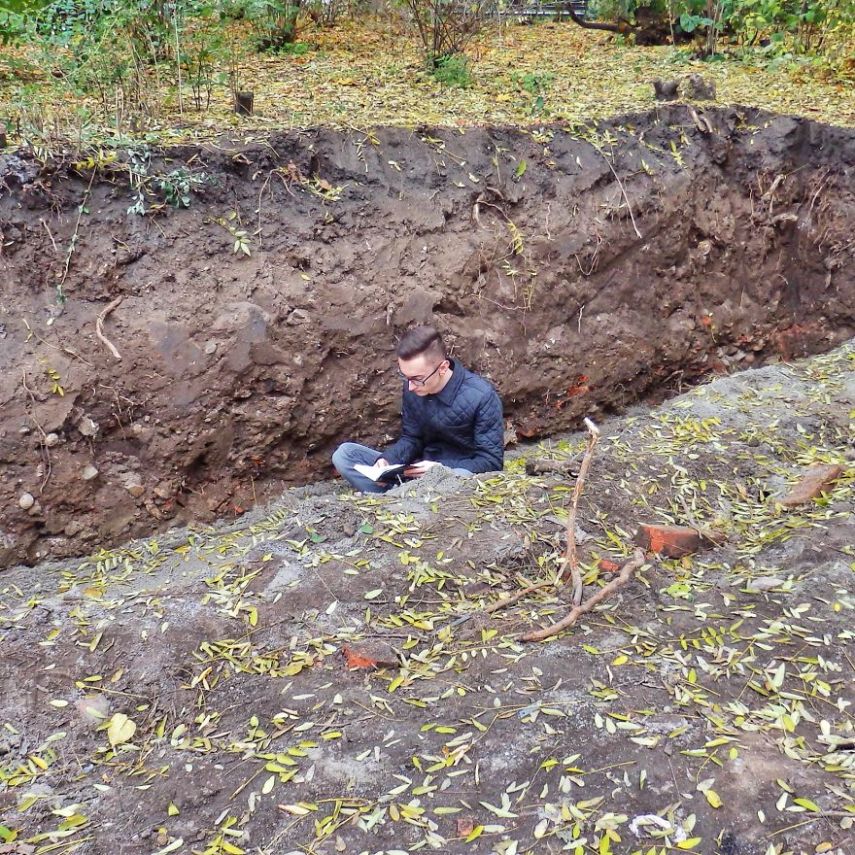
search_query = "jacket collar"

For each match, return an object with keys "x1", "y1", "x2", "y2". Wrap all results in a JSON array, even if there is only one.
[{"x1": 435, "y1": 359, "x2": 465, "y2": 405}]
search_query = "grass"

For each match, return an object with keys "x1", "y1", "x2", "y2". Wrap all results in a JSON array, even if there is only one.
[{"x1": 0, "y1": 18, "x2": 853, "y2": 146}]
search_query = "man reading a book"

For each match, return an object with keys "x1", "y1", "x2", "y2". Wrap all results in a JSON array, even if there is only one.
[{"x1": 332, "y1": 326, "x2": 503, "y2": 493}]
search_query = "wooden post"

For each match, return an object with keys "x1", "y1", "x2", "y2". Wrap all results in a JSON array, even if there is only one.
[{"x1": 235, "y1": 91, "x2": 254, "y2": 116}]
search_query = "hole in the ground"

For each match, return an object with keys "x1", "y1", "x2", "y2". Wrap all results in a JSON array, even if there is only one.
[{"x1": 1, "y1": 105, "x2": 853, "y2": 568}]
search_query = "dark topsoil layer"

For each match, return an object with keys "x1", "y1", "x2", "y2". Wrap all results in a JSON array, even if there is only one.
[{"x1": 1, "y1": 104, "x2": 854, "y2": 568}]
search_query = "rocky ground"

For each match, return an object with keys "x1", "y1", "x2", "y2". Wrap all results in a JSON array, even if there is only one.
[
  {"x1": 1, "y1": 105, "x2": 854, "y2": 568},
  {"x1": 1, "y1": 341, "x2": 853, "y2": 855}
]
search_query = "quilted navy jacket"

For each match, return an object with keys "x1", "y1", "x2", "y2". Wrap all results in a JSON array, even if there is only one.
[{"x1": 382, "y1": 360, "x2": 504, "y2": 474}]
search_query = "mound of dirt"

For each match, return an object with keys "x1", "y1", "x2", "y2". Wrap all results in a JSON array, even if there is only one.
[
  {"x1": 0, "y1": 342, "x2": 852, "y2": 854},
  {"x1": 1, "y1": 105, "x2": 853, "y2": 567}
]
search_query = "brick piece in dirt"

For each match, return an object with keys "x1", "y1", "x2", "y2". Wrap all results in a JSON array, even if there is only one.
[
  {"x1": 342, "y1": 641, "x2": 399, "y2": 670},
  {"x1": 634, "y1": 525, "x2": 703, "y2": 559},
  {"x1": 779, "y1": 464, "x2": 844, "y2": 507}
]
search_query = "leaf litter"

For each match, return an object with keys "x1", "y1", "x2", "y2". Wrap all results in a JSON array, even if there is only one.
[
  {"x1": 0, "y1": 343, "x2": 853, "y2": 854},
  {"x1": 1, "y1": 22, "x2": 853, "y2": 147}
]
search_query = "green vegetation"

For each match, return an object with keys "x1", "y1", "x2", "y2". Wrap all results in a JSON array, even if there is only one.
[{"x1": 0, "y1": 0, "x2": 852, "y2": 148}]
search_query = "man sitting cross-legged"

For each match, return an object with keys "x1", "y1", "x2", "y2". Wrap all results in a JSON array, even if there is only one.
[{"x1": 332, "y1": 325, "x2": 504, "y2": 493}]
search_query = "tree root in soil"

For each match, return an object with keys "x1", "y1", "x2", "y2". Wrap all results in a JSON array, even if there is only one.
[
  {"x1": 96, "y1": 296, "x2": 123, "y2": 361},
  {"x1": 485, "y1": 418, "x2": 649, "y2": 643},
  {"x1": 520, "y1": 549, "x2": 647, "y2": 643},
  {"x1": 487, "y1": 418, "x2": 607, "y2": 623}
]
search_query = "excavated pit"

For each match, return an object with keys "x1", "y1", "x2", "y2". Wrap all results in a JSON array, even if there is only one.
[{"x1": 1, "y1": 104, "x2": 853, "y2": 568}]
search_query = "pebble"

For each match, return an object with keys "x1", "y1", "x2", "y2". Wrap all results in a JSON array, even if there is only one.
[
  {"x1": 78, "y1": 416, "x2": 99, "y2": 437},
  {"x1": 44, "y1": 432, "x2": 60, "y2": 447},
  {"x1": 204, "y1": 341, "x2": 218, "y2": 355},
  {"x1": 76, "y1": 693, "x2": 110, "y2": 724},
  {"x1": 82, "y1": 464, "x2": 99, "y2": 481},
  {"x1": 153, "y1": 481, "x2": 174, "y2": 500},
  {"x1": 18, "y1": 492, "x2": 35, "y2": 510}
]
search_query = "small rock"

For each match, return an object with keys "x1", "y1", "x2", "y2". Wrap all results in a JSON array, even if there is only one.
[
  {"x1": 153, "y1": 480, "x2": 174, "y2": 500},
  {"x1": 745, "y1": 576, "x2": 787, "y2": 593},
  {"x1": 155, "y1": 831, "x2": 169, "y2": 847},
  {"x1": 18, "y1": 492, "x2": 35, "y2": 510},
  {"x1": 779, "y1": 464, "x2": 843, "y2": 507},
  {"x1": 77, "y1": 416, "x2": 99, "y2": 437},
  {"x1": 28, "y1": 501, "x2": 42, "y2": 516},
  {"x1": 44, "y1": 432, "x2": 60, "y2": 447},
  {"x1": 76, "y1": 693, "x2": 109, "y2": 725},
  {"x1": 81, "y1": 464, "x2": 99, "y2": 481},
  {"x1": 286, "y1": 308, "x2": 310, "y2": 325},
  {"x1": 204, "y1": 341, "x2": 218, "y2": 355},
  {"x1": 122, "y1": 473, "x2": 145, "y2": 497}
]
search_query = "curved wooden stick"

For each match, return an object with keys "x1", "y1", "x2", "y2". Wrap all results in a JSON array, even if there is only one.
[
  {"x1": 96, "y1": 296, "x2": 123, "y2": 361},
  {"x1": 559, "y1": 417, "x2": 600, "y2": 605},
  {"x1": 521, "y1": 549, "x2": 646, "y2": 643}
]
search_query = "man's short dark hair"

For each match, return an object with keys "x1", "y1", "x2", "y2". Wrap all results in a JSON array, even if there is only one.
[{"x1": 396, "y1": 325, "x2": 448, "y2": 361}]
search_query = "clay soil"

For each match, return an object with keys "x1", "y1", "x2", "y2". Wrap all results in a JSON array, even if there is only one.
[
  {"x1": 1, "y1": 105, "x2": 854, "y2": 569},
  {"x1": 0, "y1": 342, "x2": 853, "y2": 855}
]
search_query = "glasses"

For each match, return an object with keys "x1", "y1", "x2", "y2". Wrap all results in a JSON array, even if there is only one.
[{"x1": 398, "y1": 362, "x2": 444, "y2": 387}]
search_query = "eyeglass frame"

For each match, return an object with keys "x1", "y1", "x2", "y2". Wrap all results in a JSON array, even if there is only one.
[{"x1": 397, "y1": 360, "x2": 447, "y2": 388}]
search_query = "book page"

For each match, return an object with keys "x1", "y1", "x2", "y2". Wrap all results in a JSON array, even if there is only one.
[{"x1": 354, "y1": 463, "x2": 406, "y2": 482}]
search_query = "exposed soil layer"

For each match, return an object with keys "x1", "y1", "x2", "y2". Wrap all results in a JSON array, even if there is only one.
[
  {"x1": 1, "y1": 105, "x2": 854, "y2": 568},
  {"x1": 0, "y1": 343, "x2": 853, "y2": 855}
]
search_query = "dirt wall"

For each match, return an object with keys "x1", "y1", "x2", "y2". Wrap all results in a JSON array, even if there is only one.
[{"x1": 1, "y1": 105, "x2": 854, "y2": 567}]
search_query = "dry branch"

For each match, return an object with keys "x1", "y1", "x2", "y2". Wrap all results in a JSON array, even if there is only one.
[
  {"x1": 521, "y1": 549, "x2": 646, "y2": 643},
  {"x1": 484, "y1": 580, "x2": 555, "y2": 615},
  {"x1": 593, "y1": 146, "x2": 643, "y2": 240},
  {"x1": 559, "y1": 417, "x2": 600, "y2": 606},
  {"x1": 486, "y1": 418, "x2": 599, "y2": 617},
  {"x1": 96, "y1": 296, "x2": 123, "y2": 361},
  {"x1": 21, "y1": 369, "x2": 52, "y2": 493}
]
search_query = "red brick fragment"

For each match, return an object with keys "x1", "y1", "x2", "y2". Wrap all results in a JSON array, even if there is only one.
[
  {"x1": 342, "y1": 642, "x2": 398, "y2": 670},
  {"x1": 597, "y1": 558, "x2": 622, "y2": 573},
  {"x1": 634, "y1": 525, "x2": 702, "y2": 559},
  {"x1": 780, "y1": 464, "x2": 843, "y2": 507}
]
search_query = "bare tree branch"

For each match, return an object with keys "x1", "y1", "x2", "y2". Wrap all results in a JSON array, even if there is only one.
[
  {"x1": 558, "y1": 417, "x2": 600, "y2": 605},
  {"x1": 521, "y1": 549, "x2": 646, "y2": 642}
]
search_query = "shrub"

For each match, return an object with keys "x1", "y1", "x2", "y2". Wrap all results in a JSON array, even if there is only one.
[{"x1": 404, "y1": 0, "x2": 496, "y2": 67}]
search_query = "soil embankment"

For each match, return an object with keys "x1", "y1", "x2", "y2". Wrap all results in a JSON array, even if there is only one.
[
  {"x1": 1, "y1": 105, "x2": 854, "y2": 567},
  {"x1": 0, "y1": 343, "x2": 852, "y2": 853}
]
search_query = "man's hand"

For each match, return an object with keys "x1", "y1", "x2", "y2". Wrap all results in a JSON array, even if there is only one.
[
  {"x1": 404, "y1": 460, "x2": 438, "y2": 478},
  {"x1": 375, "y1": 458, "x2": 390, "y2": 468}
]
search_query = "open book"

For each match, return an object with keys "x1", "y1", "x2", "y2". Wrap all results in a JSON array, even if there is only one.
[{"x1": 354, "y1": 462, "x2": 408, "y2": 483}]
